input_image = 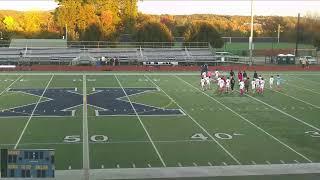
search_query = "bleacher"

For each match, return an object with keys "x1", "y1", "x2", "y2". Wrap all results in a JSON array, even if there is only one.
[{"x1": 0, "y1": 40, "x2": 247, "y2": 66}]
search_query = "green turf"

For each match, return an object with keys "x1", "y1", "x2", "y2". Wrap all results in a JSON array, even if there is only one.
[{"x1": 0, "y1": 71, "x2": 319, "y2": 179}]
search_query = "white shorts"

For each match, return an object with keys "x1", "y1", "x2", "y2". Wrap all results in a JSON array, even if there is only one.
[
  {"x1": 276, "y1": 82, "x2": 280, "y2": 86},
  {"x1": 219, "y1": 84, "x2": 224, "y2": 89}
]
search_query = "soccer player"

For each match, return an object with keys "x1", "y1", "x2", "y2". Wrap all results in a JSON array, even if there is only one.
[
  {"x1": 251, "y1": 78, "x2": 256, "y2": 94},
  {"x1": 239, "y1": 80, "x2": 245, "y2": 96},
  {"x1": 230, "y1": 77, "x2": 235, "y2": 92},
  {"x1": 238, "y1": 70, "x2": 243, "y2": 82},
  {"x1": 243, "y1": 71, "x2": 247, "y2": 79},
  {"x1": 260, "y1": 78, "x2": 265, "y2": 94},
  {"x1": 205, "y1": 76, "x2": 211, "y2": 90},
  {"x1": 255, "y1": 77, "x2": 260, "y2": 93},
  {"x1": 244, "y1": 77, "x2": 250, "y2": 93},
  {"x1": 201, "y1": 71, "x2": 207, "y2": 79},
  {"x1": 230, "y1": 69, "x2": 235, "y2": 78},
  {"x1": 200, "y1": 77, "x2": 206, "y2": 91},
  {"x1": 226, "y1": 77, "x2": 231, "y2": 93},
  {"x1": 218, "y1": 77, "x2": 225, "y2": 94},
  {"x1": 207, "y1": 71, "x2": 213, "y2": 81},
  {"x1": 214, "y1": 69, "x2": 220, "y2": 82},
  {"x1": 269, "y1": 76, "x2": 274, "y2": 89},
  {"x1": 276, "y1": 75, "x2": 282, "y2": 91},
  {"x1": 253, "y1": 71, "x2": 258, "y2": 79}
]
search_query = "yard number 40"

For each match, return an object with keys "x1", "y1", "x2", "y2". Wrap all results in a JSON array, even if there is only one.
[{"x1": 191, "y1": 133, "x2": 233, "y2": 140}]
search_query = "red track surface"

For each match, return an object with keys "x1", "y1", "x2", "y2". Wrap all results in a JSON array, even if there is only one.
[{"x1": 1, "y1": 65, "x2": 320, "y2": 72}]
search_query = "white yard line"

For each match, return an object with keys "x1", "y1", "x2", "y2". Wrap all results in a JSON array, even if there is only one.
[
  {"x1": 0, "y1": 75, "x2": 23, "y2": 96},
  {"x1": 114, "y1": 75, "x2": 166, "y2": 167},
  {"x1": 242, "y1": 91, "x2": 320, "y2": 132},
  {"x1": 144, "y1": 75, "x2": 241, "y2": 165},
  {"x1": 267, "y1": 88, "x2": 320, "y2": 109},
  {"x1": 14, "y1": 75, "x2": 54, "y2": 149},
  {"x1": 176, "y1": 75, "x2": 313, "y2": 163},
  {"x1": 83, "y1": 75, "x2": 90, "y2": 180}
]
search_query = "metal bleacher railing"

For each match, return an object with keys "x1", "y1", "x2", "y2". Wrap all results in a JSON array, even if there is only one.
[{"x1": 0, "y1": 40, "x2": 252, "y2": 66}]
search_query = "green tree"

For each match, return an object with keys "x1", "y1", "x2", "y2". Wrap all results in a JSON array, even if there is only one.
[
  {"x1": 134, "y1": 21, "x2": 173, "y2": 42},
  {"x1": 184, "y1": 22, "x2": 223, "y2": 48}
]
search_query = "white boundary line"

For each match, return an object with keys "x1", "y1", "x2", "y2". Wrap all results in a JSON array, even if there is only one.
[
  {"x1": 83, "y1": 75, "x2": 90, "y2": 180},
  {"x1": 176, "y1": 75, "x2": 313, "y2": 163},
  {"x1": 54, "y1": 163, "x2": 320, "y2": 179},
  {"x1": 115, "y1": 75, "x2": 166, "y2": 167},
  {"x1": 267, "y1": 88, "x2": 320, "y2": 109},
  {"x1": 144, "y1": 75, "x2": 241, "y2": 165},
  {"x1": 14, "y1": 75, "x2": 54, "y2": 149}
]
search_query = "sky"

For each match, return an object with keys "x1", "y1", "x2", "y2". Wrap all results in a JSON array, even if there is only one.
[{"x1": 0, "y1": 0, "x2": 319, "y2": 16}]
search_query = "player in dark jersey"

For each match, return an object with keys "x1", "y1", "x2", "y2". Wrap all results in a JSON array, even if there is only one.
[
  {"x1": 253, "y1": 71, "x2": 258, "y2": 79},
  {"x1": 230, "y1": 77, "x2": 236, "y2": 92},
  {"x1": 230, "y1": 69, "x2": 235, "y2": 78}
]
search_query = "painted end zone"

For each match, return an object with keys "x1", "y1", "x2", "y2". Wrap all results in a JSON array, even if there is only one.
[{"x1": 3, "y1": 65, "x2": 320, "y2": 72}]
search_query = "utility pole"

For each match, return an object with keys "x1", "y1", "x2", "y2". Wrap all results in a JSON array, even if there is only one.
[
  {"x1": 249, "y1": 0, "x2": 254, "y2": 65},
  {"x1": 65, "y1": 24, "x2": 68, "y2": 42},
  {"x1": 295, "y1": 13, "x2": 300, "y2": 57},
  {"x1": 277, "y1": 24, "x2": 281, "y2": 43}
]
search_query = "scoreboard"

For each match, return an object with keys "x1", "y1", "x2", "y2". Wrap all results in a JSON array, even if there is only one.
[{"x1": 0, "y1": 149, "x2": 55, "y2": 178}]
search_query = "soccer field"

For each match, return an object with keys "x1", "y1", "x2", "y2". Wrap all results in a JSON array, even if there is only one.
[{"x1": 0, "y1": 71, "x2": 319, "y2": 179}]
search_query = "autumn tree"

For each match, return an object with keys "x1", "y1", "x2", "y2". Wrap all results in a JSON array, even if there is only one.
[{"x1": 54, "y1": 0, "x2": 82, "y2": 40}]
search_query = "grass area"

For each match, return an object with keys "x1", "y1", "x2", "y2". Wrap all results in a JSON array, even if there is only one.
[
  {"x1": 0, "y1": 71, "x2": 319, "y2": 179},
  {"x1": 220, "y1": 42, "x2": 314, "y2": 51}
]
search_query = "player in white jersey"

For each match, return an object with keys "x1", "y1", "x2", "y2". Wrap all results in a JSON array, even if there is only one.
[
  {"x1": 214, "y1": 69, "x2": 220, "y2": 81},
  {"x1": 239, "y1": 80, "x2": 245, "y2": 96},
  {"x1": 205, "y1": 76, "x2": 211, "y2": 89},
  {"x1": 259, "y1": 78, "x2": 265, "y2": 94},
  {"x1": 276, "y1": 75, "x2": 282, "y2": 91},
  {"x1": 225, "y1": 77, "x2": 231, "y2": 93},
  {"x1": 200, "y1": 78, "x2": 206, "y2": 91},
  {"x1": 251, "y1": 78, "x2": 256, "y2": 93},
  {"x1": 202, "y1": 71, "x2": 207, "y2": 79},
  {"x1": 218, "y1": 78, "x2": 225, "y2": 94},
  {"x1": 255, "y1": 78, "x2": 260, "y2": 92},
  {"x1": 269, "y1": 76, "x2": 274, "y2": 89}
]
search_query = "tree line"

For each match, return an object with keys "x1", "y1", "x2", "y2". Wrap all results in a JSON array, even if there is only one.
[{"x1": 0, "y1": 0, "x2": 319, "y2": 48}]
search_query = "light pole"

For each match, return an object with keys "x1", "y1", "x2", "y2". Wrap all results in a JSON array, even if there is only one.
[{"x1": 249, "y1": 0, "x2": 254, "y2": 65}]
